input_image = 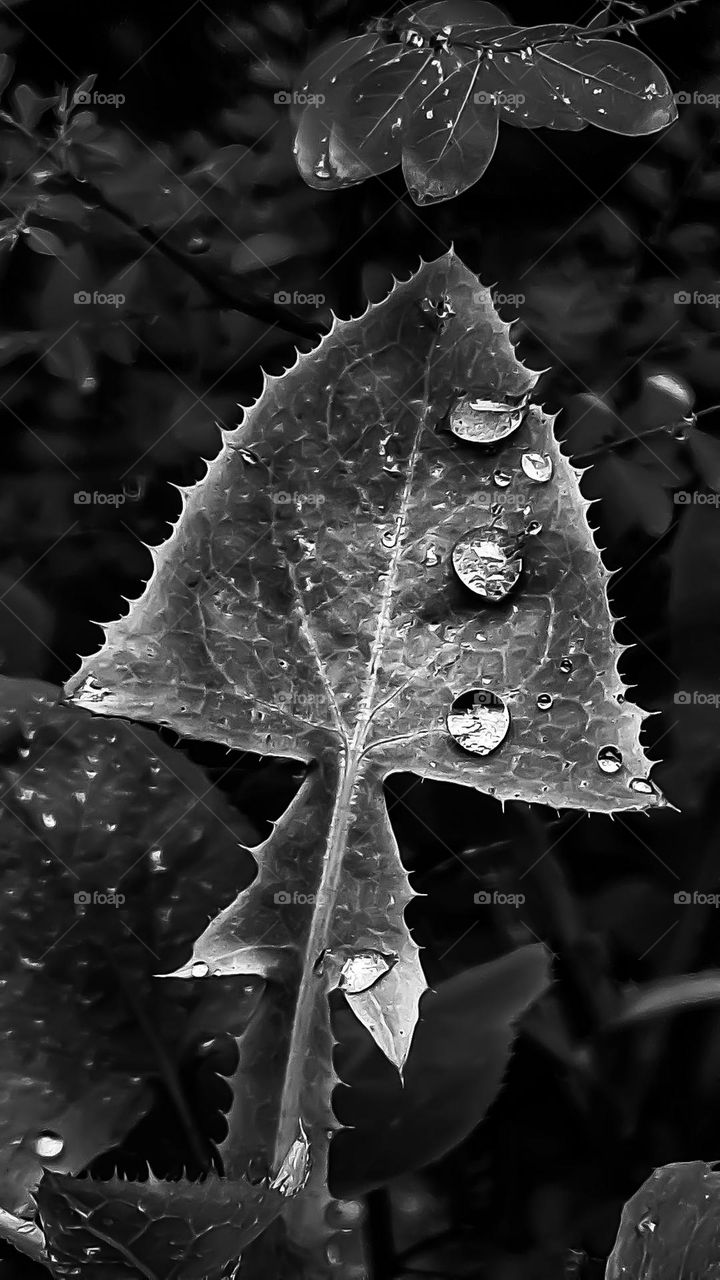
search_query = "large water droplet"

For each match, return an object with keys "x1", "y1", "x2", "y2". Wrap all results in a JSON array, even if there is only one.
[
  {"x1": 521, "y1": 451, "x2": 553, "y2": 483},
  {"x1": 191, "y1": 960, "x2": 209, "y2": 978},
  {"x1": 448, "y1": 392, "x2": 527, "y2": 444},
  {"x1": 493, "y1": 468, "x2": 512, "y2": 488},
  {"x1": 338, "y1": 950, "x2": 398, "y2": 994},
  {"x1": 597, "y1": 745, "x2": 622, "y2": 774},
  {"x1": 447, "y1": 689, "x2": 511, "y2": 756},
  {"x1": 536, "y1": 693, "x2": 553, "y2": 710},
  {"x1": 452, "y1": 527, "x2": 523, "y2": 602},
  {"x1": 32, "y1": 1131, "x2": 64, "y2": 1160}
]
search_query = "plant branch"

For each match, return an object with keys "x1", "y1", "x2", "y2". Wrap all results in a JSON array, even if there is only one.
[{"x1": 452, "y1": 0, "x2": 700, "y2": 55}]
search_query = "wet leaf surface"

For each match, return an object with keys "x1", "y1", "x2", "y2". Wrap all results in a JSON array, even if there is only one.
[{"x1": 606, "y1": 1160, "x2": 720, "y2": 1279}]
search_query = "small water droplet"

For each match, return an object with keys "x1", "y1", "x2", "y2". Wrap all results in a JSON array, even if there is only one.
[
  {"x1": 559, "y1": 657, "x2": 573, "y2": 674},
  {"x1": 338, "y1": 950, "x2": 398, "y2": 994},
  {"x1": 314, "y1": 160, "x2": 331, "y2": 179},
  {"x1": 493, "y1": 468, "x2": 512, "y2": 488},
  {"x1": 17, "y1": 1222, "x2": 36, "y2": 1234},
  {"x1": 31, "y1": 1131, "x2": 64, "y2": 1160},
  {"x1": 424, "y1": 546, "x2": 440, "y2": 566},
  {"x1": 269, "y1": 1119, "x2": 311, "y2": 1198},
  {"x1": 637, "y1": 1215, "x2": 656, "y2": 1235},
  {"x1": 237, "y1": 448, "x2": 260, "y2": 466},
  {"x1": 449, "y1": 391, "x2": 527, "y2": 444},
  {"x1": 525, "y1": 520, "x2": 542, "y2": 537},
  {"x1": 447, "y1": 689, "x2": 510, "y2": 756},
  {"x1": 630, "y1": 777, "x2": 654, "y2": 795},
  {"x1": 521, "y1": 451, "x2": 553, "y2": 483},
  {"x1": 598, "y1": 745, "x2": 622, "y2": 774},
  {"x1": 191, "y1": 960, "x2": 209, "y2": 978},
  {"x1": 537, "y1": 693, "x2": 553, "y2": 710},
  {"x1": 452, "y1": 527, "x2": 523, "y2": 602}
]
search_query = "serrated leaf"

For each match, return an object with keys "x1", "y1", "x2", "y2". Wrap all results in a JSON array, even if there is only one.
[
  {"x1": 332, "y1": 944, "x2": 550, "y2": 1194},
  {"x1": 605, "y1": 1161, "x2": 720, "y2": 1279},
  {"x1": 534, "y1": 39, "x2": 677, "y2": 136},
  {"x1": 36, "y1": 1170, "x2": 287, "y2": 1280},
  {"x1": 64, "y1": 252, "x2": 661, "y2": 1269},
  {"x1": 0, "y1": 677, "x2": 261, "y2": 1233}
]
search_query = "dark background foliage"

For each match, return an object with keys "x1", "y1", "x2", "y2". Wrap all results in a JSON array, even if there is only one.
[{"x1": 3, "y1": 0, "x2": 720, "y2": 1276}]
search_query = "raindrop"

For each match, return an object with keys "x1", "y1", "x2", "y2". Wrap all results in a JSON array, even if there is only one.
[
  {"x1": 597, "y1": 745, "x2": 622, "y2": 774},
  {"x1": 191, "y1": 960, "x2": 209, "y2": 978},
  {"x1": 424, "y1": 546, "x2": 440, "y2": 566},
  {"x1": 559, "y1": 657, "x2": 573, "y2": 674},
  {"x1": 17, "y1": 1223, "x2": 36, "y2": 1234},
  {"x1": 637, "y1": 1216, "x2": 656, "y2": 1235},
  {"x1": 493, "y1": 468, "x2": 512, "y2": 488},
  {"x1": 630, "y1": 777, "x2": 654, "y2": 795},
  {"x1": 31, "y1": 1131, "x2": 64, "y2": 1160},
  {"x1": 338, "y1": 950, "x2": 398, "y2": 994},
  {"x1": 314, "y1": 161, "x2": 331, "y2": 180},
  {"x1": 525, "y1": 520, "x2": 542, "y2": 537},
  {"x1": 452, "y1": 526, "x2": 523, "y2": 602},
  {"x1": 447, "y1": 689, "x2": 511, "y2": 756},
  {"x1": 448, "y1": 391, "x2": 528, "y2": 444},
  {"x1": 521, "y1": 451, "x2": 553, "y2": 483},
  {"x1": 536, "y1": 693, "x2": 553, "y2": 710},
  {"x1": 269, "y1": 1119, "x2": 311, "y2": 1198},
  {"x1": 237, "y1": 448, "x2": 260, "y2": 466}
]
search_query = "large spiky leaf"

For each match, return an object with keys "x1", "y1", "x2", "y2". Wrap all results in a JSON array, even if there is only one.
[
  {"x1": 64, "y1": 250, "x2": 661, "y2": 1273},
  {"x1": 605, "y1": 1160, "x2": 720, "y2": 1279}
]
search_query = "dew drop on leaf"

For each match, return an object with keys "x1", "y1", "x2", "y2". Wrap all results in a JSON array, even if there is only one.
[
  {"x1": 630, "y1": 777, "x2": 654, "y2": 794},
  {"x1": 559, "y1": 657, "x2": 573, "y2": 673},
  {"x1": 447, "y1": 689, "x2": 511, "y2": 756},
  {"x1": 338, "y1": 949, "x2": 398, "y2": 993},
  {"x1": 269, "y1": 1118, "x2": 311, "y2": 1198},
  {"x1": 31, "y1": 1131, "x2": 64, "y2": 1159},
  {"x1": 191, "y1": 960, "x2": 209, "y2": 977},
  {"x1": 423, "y1": 546, "x2": 440, "y2": 566},
  {"x1": 493, "y1": 468, "x2": 512, "y2": 488},
  {"x1": 537, "y1": 693, "x2": 553, "y2": 710},
  {"x1": 452, "y1": 527, "x2": 523, "y2": 602},
  {"x1": 448, "y1": 392, "x2": 527, "y2": 444},
  {"x1": 525, "y1": 520, "x2": 543, "y2": 537},
  {"x1": 598, "y1": 745, "x2": 623, "y2": 774},
  {"x1": 521, "y1": 451, "x2": 553, "y2": 483}
]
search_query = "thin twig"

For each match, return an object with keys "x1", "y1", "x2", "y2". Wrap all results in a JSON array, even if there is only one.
[{"x1": 452, "y1": 0, "x2": 700, "y2": 55}]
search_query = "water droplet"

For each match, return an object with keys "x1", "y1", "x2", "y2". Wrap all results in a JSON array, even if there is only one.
[
  {"x1": 447, "y1": 689, "x2": 510, "y2": 756},
  {"x1": 338, "y1": 950, "x2": 398, "y2": 994},
  {"x1": 314, "y1": 160, "x2": 331, "y2": 179},
  {"x1": 269, "y1": 1119, "x2": 311, "y2": 1198},
  {"x1": 17, "y1": 1222, "x2": 36, "y2": 1234},
  {"x1": 597, "y1": 745, "x2": 622, "y2": 774},
  {"x1": 559, "y1": 657, "x2": 573, "y2": 674},
  {"x1": 31, "y1": 1131, "x2": 64, "y2": 1160},
  {"x1": 41, "y1": 812, "x2": 57, "y2": 828},
  {"x1": 637, "y1": 1215, "x2": 656, "y2": 1235},
  {"x1": 71, "y1": 674, "x2": 110, "y2": 704},
  {"x1": 521, "y1": 451, "x2": 553, "y2": 483},
  {"x1": 191, "y1": 960, "x2": 209, "y2": 978},
  {"x1": 424, "y1": 546, "x2": 440, "y2": 566},
  {"x1": 493, "y1": 468, "x2": 512, "y2": 488},
  {"x1": 452, "y1": 527, "x2": 523, "y2": 602},
  {"x1": 448, "y1": 391, "x2": 527, "y2": 444},
  {"x1": 237, "y1": 448, "x2": 260, "y2": 466},
  {"x1": 630, "y1": 777, "x2": 654, "y2": 795},
  {"x1": 525, "y1": 520, "x2": 542, "y2": 537},
  {"x1": 537, "y1": 693, "x2": 553, "y2": 710}
]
